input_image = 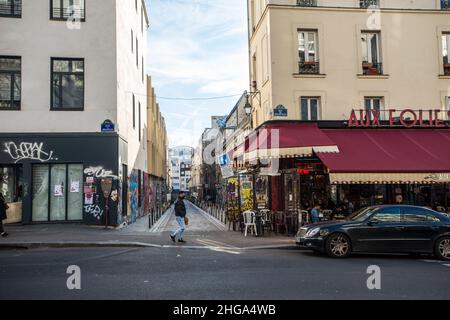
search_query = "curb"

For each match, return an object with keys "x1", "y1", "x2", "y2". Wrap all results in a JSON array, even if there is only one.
[{"x1": 0, "y1": 241, "x2": 298, "y2": 251}]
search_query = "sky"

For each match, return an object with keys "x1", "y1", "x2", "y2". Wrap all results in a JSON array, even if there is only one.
[{"x1": 145, "y1": 0, "x2": 249, "y2": 148}]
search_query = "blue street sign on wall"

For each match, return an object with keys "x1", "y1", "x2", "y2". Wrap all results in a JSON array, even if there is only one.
[
  {"x1": 273, "y1": 105, "x2": 288, "y2": 117},
  {"x1": 101, "y1": 120, "x2": 115, "y2": 132}
]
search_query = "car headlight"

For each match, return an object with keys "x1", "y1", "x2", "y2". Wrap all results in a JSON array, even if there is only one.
[{"x1": 305, "y1": 227, "x2": 320, "y2": 238}]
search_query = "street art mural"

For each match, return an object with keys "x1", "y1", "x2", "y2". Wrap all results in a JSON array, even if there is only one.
[
  {"x1": 128, "y1": 170, "x2": 139, "y2": 222},
  {"x1": 4, "y1": 142, "x2": 57, "y2": 163},
  {"x1": 83, "y1": 165, "x2": 120, "y2": 225},
  {"x1": 226, "y1": 177, "x2": 240, "y2": 223},
  {"x1": 239, "y1": 174, "x2": 254, "y2": 212}
]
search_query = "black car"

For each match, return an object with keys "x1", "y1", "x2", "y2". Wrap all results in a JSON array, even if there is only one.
[{"x1": 296, "y1": 205, "x2": 450, "y2": 260}]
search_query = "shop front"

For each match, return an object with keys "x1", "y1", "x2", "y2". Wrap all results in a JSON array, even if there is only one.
[
  {"x1": 242, "y1": 116, "x2": 450, "y2": 218},
  {"x1": 0, "y1": 133, "x2": 126, "y2": 226}
]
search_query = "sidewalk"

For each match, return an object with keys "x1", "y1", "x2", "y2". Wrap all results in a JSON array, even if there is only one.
[{"x1": 0, "y1": 204, "x2": 296, "y2": 250}]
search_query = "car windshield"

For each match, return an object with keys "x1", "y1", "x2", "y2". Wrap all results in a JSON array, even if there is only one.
[{"x1": 348, "y1": 207, "x2": 378, "y2": 222}]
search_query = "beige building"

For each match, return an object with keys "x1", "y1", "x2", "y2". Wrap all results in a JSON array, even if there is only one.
[
  {"x1": 147, "y1": 76, "x2": 168, "y2": 181},
  {"x1": 248, "y1": 0, "x2": 450, "y2": 126}
]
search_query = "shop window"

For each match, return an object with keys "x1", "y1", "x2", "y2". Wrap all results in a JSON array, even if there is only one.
[
  {"x1": 0, "y1": 56, "x2": 21, "y2": 110},
  {"x1": 300, "y1": 97, "x2": 321, "y2": 121},
  {"x1": 50, "y1": 0, "x2": 85, "y2": 21},
  {"x1": 32, "y1": 164, "x2": 83, "y2": 222},
  {"x1": 0, "y1": 0, "x2": 21, "y2": 17},
  {"x1": 51, "y1": 58, "x2": 84, "y2": 110},
  {"x1": 0, "y1": 166, "x2": 22, "y2": 203}
]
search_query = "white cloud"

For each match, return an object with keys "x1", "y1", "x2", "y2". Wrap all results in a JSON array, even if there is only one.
[{"x1": 146, "y1": 0, "x2": 249, "y2": 147}]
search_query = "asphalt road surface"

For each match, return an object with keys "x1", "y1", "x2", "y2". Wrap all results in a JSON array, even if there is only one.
[{"x1": 1, "y1": 246, "x2": 449, "y2": 300}]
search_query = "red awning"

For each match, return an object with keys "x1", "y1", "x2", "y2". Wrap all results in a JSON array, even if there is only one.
[
  {"x1": 244, "y1": 122, "x2": 338, "y2": 160},
  {"x1": 316, "y1": 129, "x2": 450, "y2": 184}
]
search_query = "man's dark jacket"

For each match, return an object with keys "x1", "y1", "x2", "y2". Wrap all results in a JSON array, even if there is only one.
[{"x1": 174, "y1": 199, "x2": 186, "y2": 218}]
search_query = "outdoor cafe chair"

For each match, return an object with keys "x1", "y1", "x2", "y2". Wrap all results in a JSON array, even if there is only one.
[
  {"x1": 260, "y1": 209, "x2": 273, "y2": 234},
  {"x1": 242, "y1": 210, "x2": 258, "y2": 237}
]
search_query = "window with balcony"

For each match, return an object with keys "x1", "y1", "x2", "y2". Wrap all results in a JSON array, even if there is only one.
[
  {"x1": 297, "y1": 0, "x2": 317, "y2": 7},
  {"x1": 298, "y1": 30, "x2": 319, "y2": 74},
  {"x1": 0, "y1": 0, "x2": 21, "y2": 17},
  {"x1": 360, "y1": 0, "x2": 380, "y2": 9},
  {"x1": 442, "y1": 0, "x2": 450, "y2": 10},
  {"x1": 51, "y1": 58, "x2": 84, "y2": 110},
  {"x1": 51, "y1": 0, "x2": 85, "y2": 21},
  {"x1": 443, "y1": 33, "x2": 450, "y2": 75},
  {"x1": 0, "y1": 56, "x2": 21, "y2": 110},
  {"x1": 300, "y1": 97, "x2": 321, "y2": 121},
  {"x1": 361, "y1": 31, "x2": 383, "y2": 75}
]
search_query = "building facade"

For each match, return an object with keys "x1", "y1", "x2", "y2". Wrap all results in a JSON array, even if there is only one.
[
  {"x1": 238, "y1": 0, "x2": 450, "y2": 222},
  {"x1": 0, "y1": 0, "x2": 151, "y2": 226},
  {"x1": 169, "y1": 146, "x2": 193, "y2": 199},
  {"x1": 248, "y1": 0, "x2": 450, "y2": 126},
  {"x1": 146, "y1": 76, "x2": 169, "y2": 217}
]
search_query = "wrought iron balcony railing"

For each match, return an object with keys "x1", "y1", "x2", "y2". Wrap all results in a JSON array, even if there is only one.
[
  {"x1": 360, "y1": 0, "x2": 380, "y2": 9},
  {"x1": 0, "y1": 1, "x2": 22, "y2": 17},
  {"x1": 444, "y1": 61, "x2": 450, "y2": 75},
  {"x1": 51, "y1": 7, "x2": 86, "y2": 20},
  {"x1": 297, "y1": 0, "x2": 317, "y2": 7},
  {"x1": 362, "y1": 62, "x2": 383, "y2": 75},
  {"x1": 442, "y1": 0, "x2": 450, "y2": 10},
  {"x1": 299, "y1": 61, "x2": 320, "y2": 74}
]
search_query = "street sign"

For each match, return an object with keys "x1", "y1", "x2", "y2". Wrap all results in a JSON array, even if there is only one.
[
  {"x1": 101, "y1": 119, "x2": 115, "y2": 132},
  {"x1": 273, "y1": 105, "x2": 288, "y2": 117}
]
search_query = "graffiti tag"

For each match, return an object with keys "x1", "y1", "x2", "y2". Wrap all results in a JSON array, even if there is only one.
[
  {"x1": 84, "y1": 166, "x2": 118, "y2": 179},
  {"x1": 84, "y1": 205, "x2": 103, "y2": 220},
  {"x1": 4, "y1": 142, "x2": 57, "y2": 163}
]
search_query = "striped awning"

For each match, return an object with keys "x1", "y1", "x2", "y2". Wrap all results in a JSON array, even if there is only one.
[
  {"x1": 244, "y1": 122, "x2": 339, "y2": 162},
  {"x1": 329, "y1": 173, "x2": 450, "y2": 185}
]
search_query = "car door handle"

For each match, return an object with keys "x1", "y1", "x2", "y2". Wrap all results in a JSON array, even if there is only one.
[{"x1": 395, "y1": 226, "x2": 406, "y2": 231}]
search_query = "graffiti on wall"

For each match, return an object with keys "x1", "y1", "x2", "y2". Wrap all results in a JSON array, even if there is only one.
[
  {"x1": 84, "y1": 204, "x2": 103, "y2": 220},
  {"x1": 240, "y1": 175, "x2": 254, "y2": 212},
  {"x1": 128, "y1": 170, "x2": 138, "y2": 221},
  {"x1": 84, "y1": 166, "x2": 118, "y2": 179},
  {"x1": 4, "y1": 142, "x2": 57, "y2": 163}
]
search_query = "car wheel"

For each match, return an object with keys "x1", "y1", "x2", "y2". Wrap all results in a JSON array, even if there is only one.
[
  {"x1": 434, "y1": 236, "x2": 450, "y2": 261},
  {"x1": 326, "y1": 233, "x2": 351, "y2": 258}
]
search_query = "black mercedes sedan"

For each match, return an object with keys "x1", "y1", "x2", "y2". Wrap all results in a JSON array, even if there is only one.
[{"x1": 296, "y1": 205, "x2": 450, "y2": 260}]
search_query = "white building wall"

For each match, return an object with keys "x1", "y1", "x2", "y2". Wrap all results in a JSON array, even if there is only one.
[
  {"x1": 0, "y1": 0, "x2": 117, "y2": 133},
  {"x1": 116, "y1": 0, "x2": 148, "y2": 173}
]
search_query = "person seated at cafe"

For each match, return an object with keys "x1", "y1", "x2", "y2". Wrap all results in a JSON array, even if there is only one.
[{"x1": 310, "y1": 205, "x2": 321, "y2": 224}]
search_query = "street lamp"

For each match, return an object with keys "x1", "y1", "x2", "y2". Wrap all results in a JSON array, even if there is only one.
[{"x1": 244, "y1": 92, "x2": 253, "y2": 116}]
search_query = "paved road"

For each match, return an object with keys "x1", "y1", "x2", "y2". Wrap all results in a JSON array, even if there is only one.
[
  {"x1": 163, "y1": 201, "x2": 225, "y2": 233},
  {"x1": 1, "y1": 246, "x2": 449, "y2": 300}
]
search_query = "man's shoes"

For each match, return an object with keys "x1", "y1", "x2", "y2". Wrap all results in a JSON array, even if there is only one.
[
  {"x1": 170, "y1": 234, "x2": 176, "y2": 243},
  {"x1": 178, "y1": 239, "x2": 186, "y2": 244},
  {"x1": 1, "y1": 232, "x2": 8, "y2": 238}
]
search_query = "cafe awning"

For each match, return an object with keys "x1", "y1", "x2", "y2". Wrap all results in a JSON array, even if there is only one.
[
  {"x1": 244, "y1": 122, "x2": 339, "y2": 162},
  {"x1": 316, "y1": 129, "x2": 450, "y2": 184}
]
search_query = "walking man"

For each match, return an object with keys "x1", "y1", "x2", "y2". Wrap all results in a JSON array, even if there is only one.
[
  {"x1": 170, "y1": 191, "x2": 187, "y2": 244},
  {"x1": 0, "y1": 192, "x2": 9, "y2": 237}
]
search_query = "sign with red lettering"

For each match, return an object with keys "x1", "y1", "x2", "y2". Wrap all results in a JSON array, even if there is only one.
[{"x1": 348, "y1": 109, "x2": 450, "y2": 128}]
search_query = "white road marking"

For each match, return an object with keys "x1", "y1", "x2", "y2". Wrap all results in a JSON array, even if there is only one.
[{"x1": 196, "y1": 239, "x2": 241, "y2": 255}]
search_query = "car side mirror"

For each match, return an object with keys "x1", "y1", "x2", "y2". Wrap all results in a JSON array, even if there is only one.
[{"x1": 367, "y1": 220, "x2": 379, "y2": 226}]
